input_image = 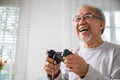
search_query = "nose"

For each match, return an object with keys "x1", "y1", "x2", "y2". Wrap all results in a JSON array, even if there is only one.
[{"x1": 77, "y1": 18, "x2": 87, "y2": 25}]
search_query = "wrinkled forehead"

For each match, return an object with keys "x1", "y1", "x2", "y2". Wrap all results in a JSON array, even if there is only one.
[{"x1": 77, "y1": 7, "x2": 97, "y2": 16}]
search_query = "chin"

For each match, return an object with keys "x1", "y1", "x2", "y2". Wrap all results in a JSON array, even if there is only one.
[{"x1": 79, "y1": 34, "x2": 93, "y2": 42}]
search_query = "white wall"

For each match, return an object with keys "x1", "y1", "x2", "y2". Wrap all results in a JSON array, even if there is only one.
[
  {"x1": 27, "y1": 0, "x2": 74, "y2": 80},
  {"x1": 26, "y1": 0, "x2": 120, "y2": 80}
]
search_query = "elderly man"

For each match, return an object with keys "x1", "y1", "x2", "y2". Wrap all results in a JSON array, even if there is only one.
[{"x1": 44, "y1": 5, "x2": 120, "y2": 80}]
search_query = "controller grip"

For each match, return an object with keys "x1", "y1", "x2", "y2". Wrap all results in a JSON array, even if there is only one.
[{"x1": 63, "y1": 49, "x2": 72, "y2": 57}]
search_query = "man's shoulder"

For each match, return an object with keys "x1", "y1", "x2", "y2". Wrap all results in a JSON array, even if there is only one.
[
  {"x1": 104, "y1": 41, "x2": 120, "y2": 49},
  {"x1": 105, "y1": 41, "x2": 120, "y2": 56}
]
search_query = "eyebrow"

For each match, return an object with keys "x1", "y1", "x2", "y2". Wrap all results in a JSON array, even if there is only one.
[
  {"x1": 85, "y1": 12, "x2": 103, "y2": 20},
  {"x1": 85, "y1": 12, "x2": 93, "y2": 15},
  {"x1": 75, "y1": 12, "x2": 93, "y2": 17}
]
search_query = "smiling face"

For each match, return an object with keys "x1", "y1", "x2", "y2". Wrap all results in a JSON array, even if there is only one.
[{"x1": 74, "y1": 6, "x2": 105, "y2": 43}]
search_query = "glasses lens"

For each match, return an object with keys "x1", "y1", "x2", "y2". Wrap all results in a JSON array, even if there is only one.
[{"x1": 73, "y1": 16, "x2": 81, "y2": 22}]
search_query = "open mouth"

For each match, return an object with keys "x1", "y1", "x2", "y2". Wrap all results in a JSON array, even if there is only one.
[{"x1": 79, "y1": 27, "x2": 89, "y2": 32}]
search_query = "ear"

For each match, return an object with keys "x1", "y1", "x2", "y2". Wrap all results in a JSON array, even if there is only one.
[{"x1": 100, "y1": 21, "x2": 105, "y2": 31}]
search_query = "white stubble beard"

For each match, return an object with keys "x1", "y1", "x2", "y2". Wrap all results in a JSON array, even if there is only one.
[{"x1": 79, "y1": 33, "x2": 93, "y2": 42}]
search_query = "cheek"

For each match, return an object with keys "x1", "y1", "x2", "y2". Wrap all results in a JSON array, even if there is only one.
[
  {"x1": 91, "y1": 24, "x2": 101, "y2": 35},
  {"x1": 75, "y1": 24, "x2": 79, "y2": 35}
]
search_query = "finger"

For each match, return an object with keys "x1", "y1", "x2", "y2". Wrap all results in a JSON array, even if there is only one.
[
  {"x1": 64, "y1": 56, "x2": 75, "y2": 64},
  {"x1": 65, "y1": 62, "x2": 75, "y2": 68},
  {"x1": 44, "y1": 66, "x2": 52, "y2": 75},
  {"x1": 45, "y1": 49, "x2": 49, "y2": 54},
  {"x1": 65, "y1": 60, "x2": 81, "y2": 70},
  {"x1": 64, "y1": 59, "x2": 73, "y2": 64},
  {"x1": 66, "y1": 64, "x2": 79, "y2": 72},
  {"x1": 45, "y1": 62, "x2": 52, "y2": 69},
  {"x1": 65, "y1": 55, "x2": 74, "y2": 59},
  {"x1": 67, "y1": 67, "x2": 75, "y2": 72},
  {"x1": 44, "y1": 63, "x2": 60, "y2": 76},
  {"x1": 45, "y1": 61, "x2": 60, "y2": 70},
  {"x1": 46, "y1": 57, "x2": 57, "y2": 64}
]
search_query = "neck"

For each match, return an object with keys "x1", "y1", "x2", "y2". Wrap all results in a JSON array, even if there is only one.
[{"x1": 84, "y1": 38, "x2": 104, "y2": 48}]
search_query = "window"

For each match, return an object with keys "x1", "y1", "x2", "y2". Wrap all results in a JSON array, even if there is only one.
[
  {"x1": 0, "y1": 0, "x2": 31, "y2": 80},
  {"x1": 102, "y1": 11, "x2": 120, "y2": 44},
  {"x1": 0, "y1": 6, "x2": 20, "y2": 80},
  {"x1": 114, "y1": 11, "x2": 120, "y2": 43}
]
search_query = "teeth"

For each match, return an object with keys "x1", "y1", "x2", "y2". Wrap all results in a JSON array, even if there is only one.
[{"x1": 79, "y1": 27, "x2": 89, "y2": 32}]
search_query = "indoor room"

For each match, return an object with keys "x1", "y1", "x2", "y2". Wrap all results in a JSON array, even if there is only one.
[{"x1": 0, "y1": 0, "x2": 120, "y2": 80}]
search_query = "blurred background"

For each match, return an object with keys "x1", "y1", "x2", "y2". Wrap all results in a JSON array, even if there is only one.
[{"x1": 0, "y1": 0, "x2": 120, "y2": 80}]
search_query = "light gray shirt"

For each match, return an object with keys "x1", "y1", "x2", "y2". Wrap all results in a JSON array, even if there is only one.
[{"x1": 54, "y1": 41, "x2": 120, "y2": 80}]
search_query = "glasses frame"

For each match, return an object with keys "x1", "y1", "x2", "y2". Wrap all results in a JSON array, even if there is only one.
[{"x1": 73, "y1": 13, "x2": 103, "y2": 22}]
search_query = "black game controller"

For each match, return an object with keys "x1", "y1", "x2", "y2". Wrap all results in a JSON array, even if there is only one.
[{"x1": 48, "y1": 49, "x2": 72, "y2": 64}]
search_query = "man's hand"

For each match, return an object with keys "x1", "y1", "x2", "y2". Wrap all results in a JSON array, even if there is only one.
[
  {"x1": 63, "y1": 54, "x2": 89, "y2": 78},
  {"x1": 44, "y1": 57, "x2": 61, "y2": 77}
]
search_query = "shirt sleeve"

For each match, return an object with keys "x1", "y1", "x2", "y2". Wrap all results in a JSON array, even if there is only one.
[
  {"x1": 81, "y1": 65, "x2": 120, "y2": 80},
  {"x1": 53, "y1": 71, "x2": 62, "y2": 80},
  {"x1": 81, "y1": 45, "x2": 120, "y2": 80},
  {"x1": 47, "y1": 70, "x2": 68, "y2": 80}
]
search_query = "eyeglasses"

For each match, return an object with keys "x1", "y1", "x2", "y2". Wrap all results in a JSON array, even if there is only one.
[{"x1": 73, "y1": 13, "x2": 103, "y2": 22}]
